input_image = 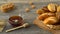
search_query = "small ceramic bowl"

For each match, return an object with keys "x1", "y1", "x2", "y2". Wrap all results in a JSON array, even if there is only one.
[{"x1": 9, "y1": 16, "x2": 24, "y2": 27}]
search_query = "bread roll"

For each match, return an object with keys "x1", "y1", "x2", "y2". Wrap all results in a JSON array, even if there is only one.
[
  {"x1": 47, "y1": 3, "x2": 58, "y2": 13},
  {"x1": 42, "y1": 6, "x2": 50, "y2": 12},
  {"x1": 43, "y1": 17, "x2": 58, "y2": 25},
  {"x1": 37, "y1": 13, "x2": 55, "y2": 20},
  {"x1": 36, "y1": 7, "x2": 50, "y2": 15},
  {"x1": 36, "y1": 9, "x2": 45, "y2": 15}
]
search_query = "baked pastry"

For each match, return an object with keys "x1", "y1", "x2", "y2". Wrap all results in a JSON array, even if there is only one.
[
  {"x1": 47, "y1": 3, "x2": 58, "y2": 13},
  {"x1": 42, "y1": 6, "x2": 50, "y2": 12},
  {"x1": 36, "y1": 9, "x2": 45, "y2": 15},
  {"x1": 43, "y1": 17, "x2": 58, "y2": 25},
  {"x1": 43, "y1": 17, "x2": 60, "y2": 30},
  {"x1": 57, "y1": 6, "x2": 60, "y2": 12},
  {"x1": 0, "y1": 3, "x2": 14, "y2": 13},
  {"x1": 36, "y1": 6, "x2": 52, "y2": 15},
  {"x1": 56, "y1": 12, "x2": 60, "y2": 20},
  {"x1": 37, "y1": 13, "x2": 55, "y2": 20},
  {"x1": 35, "y1": 3, "x2": 60, "y2": 30}
]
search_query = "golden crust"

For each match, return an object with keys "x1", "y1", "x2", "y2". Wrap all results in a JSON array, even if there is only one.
[
  {"x1": 43, "y1": 17, "x2": 58, "y2": 25},
  {"x1": 57, "y1": 6, "x2": 60, "y2": 12},
  {"x1": 37, "y1": 13, "x2": 55, "y2": 20},
  {"x1": 47, "y1": 3, "x2": 58, "y2": 13},
  {"x1": 1, "y1": 3, "x2": 14, "y2": 13},
  {"x1": 36, "y1": 9, "x2": 45, "y2": 15}
]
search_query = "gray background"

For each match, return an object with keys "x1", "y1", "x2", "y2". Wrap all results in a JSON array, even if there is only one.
[{"x1": 0, "y1": 0, "x2": 60, "y2": 34}]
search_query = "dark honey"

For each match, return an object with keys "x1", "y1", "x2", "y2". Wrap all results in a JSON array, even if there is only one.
[{"x1": 9, "y1": 16, "x2": 24, "y2": 27}]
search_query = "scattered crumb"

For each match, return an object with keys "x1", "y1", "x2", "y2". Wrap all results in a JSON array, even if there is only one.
[
  {"x1": 29, "y1": 2, "x2": 33, "y2": 5},
  {"x1": 25, "y1": 8, "x2": 30, "y2": 12},
  {"x1": 31, "y1": 5, "x2": 35, "y2": 9}
]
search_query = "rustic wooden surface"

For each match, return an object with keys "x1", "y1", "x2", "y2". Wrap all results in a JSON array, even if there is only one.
[{"x1": 0, "y1": 0, "x2": 60, "y2": 34}]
